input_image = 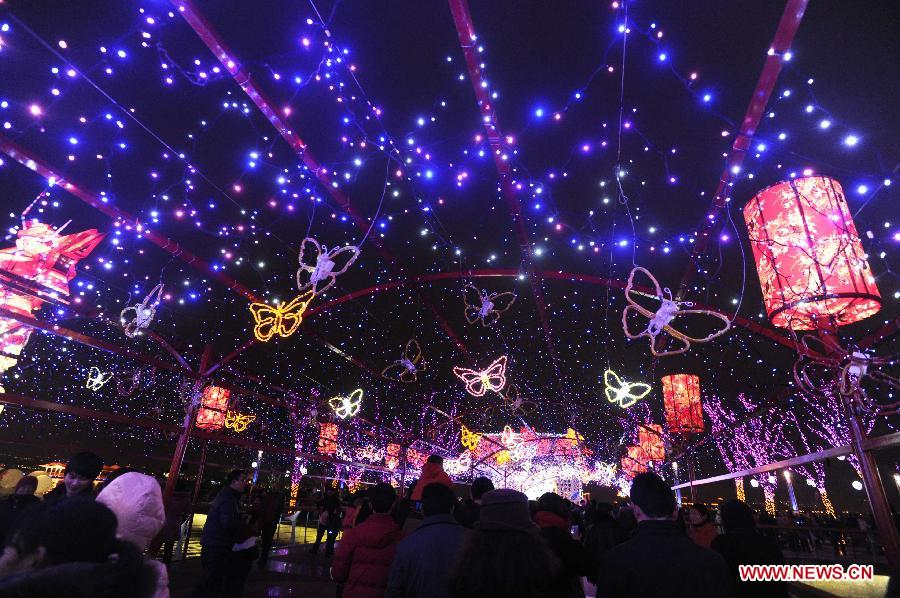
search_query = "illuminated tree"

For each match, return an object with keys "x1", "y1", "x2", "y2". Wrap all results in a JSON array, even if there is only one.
[
  {"x1": 796, "y1": 386, "x2": 875, "y2": 478},
  {"x1": 782, "y1": 411, "x2": 835, "y2": 517}
]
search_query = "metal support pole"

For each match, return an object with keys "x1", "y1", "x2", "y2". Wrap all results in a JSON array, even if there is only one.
[
  {"x1": 180, "y1": 438, "x2": 210, "y2": 560},
  {"x1": 162, "y1": 344, "x2": 211, "y2": 506},
  {"x1": 688, "y1": 458, "x2": 696, "y2": 504},
  {"x1": 844, "y1": 394, "x2": 900, "y2": 568},
  {"x1": 398, "y1": 446, "x2": 409, "y2": 497},
  {"x1": 784, "y1": 470, "x2": 798, "y2": 513}
]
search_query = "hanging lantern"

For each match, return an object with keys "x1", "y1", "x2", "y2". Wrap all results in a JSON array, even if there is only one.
[
  {"x1": 661, "y1": 374, "x2": 704, "y2": 436},
  {"x1": 621, "y1": 446, "x2": 648, "y2": 479},
  {"x1": 743, "y1": 176, "x2": 880, "y2": 330},
  {"x1": 385, "y1": 443, "x2": 401, "y2": 470},
  {"x1": 638, "y1": 424, "x2": 665, "y2": 462},
  {"x1": 318, "y1": 422, "x2": 339, "y2": 455},
  {"x1": 195, "y1": 385, "x2": 229, "y2": 431}
]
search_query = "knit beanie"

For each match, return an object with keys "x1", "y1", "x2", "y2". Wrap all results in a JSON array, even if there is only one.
[
  {"x1": 66, "y1": 451, "x2": 104, "y2": 480},
  {"x1": 476, "y1": 489, "x2": 537, "y2": 532}
]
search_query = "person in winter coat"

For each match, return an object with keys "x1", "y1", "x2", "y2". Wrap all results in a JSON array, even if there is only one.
[
  {"x1": 595, "y1": 473, "x2": 729, "y2": 598},
  {"x1": 96, "y1": 472, "x2": 169, "y2": 598},
  {"x1": 533, "y1": 492, "x2": 590, "y2": 598},
  {"x1": 0, "y1": 476, "x2": 40, "y2": 544},
  {"x1": 256, "y1": 489, "x2": 284, "y2": 567},
  {"x1": 453, "y1": 476, "x2": 493, "y2": 529},
  {"x1": 331, "y1": 483, "x2": 403, "y2": 598},
  {"x1": 309, "y1": 491, "x2": 342, "y2": 556},
  {"x1": 386, "y1": 483, "x2": 467, "y2": 598},
  {"x1": 194, "y1": 469, "x2": 249, "y2": 598},
  {"x1": 711, "y1": 499, "x2": 789, "y2": 598},
  {"x1": 0, "y1": 497, "x2": 159, "y2": 597},
  {"x1": 43, "y1": 451, "x2": 103, "y2": 501},
  {"x1": 582, "y1": 502, "x2": 623, "y2": 585},
  {"x1": 451, "y1": 489, "x2": 564, "y2": 598},
  {"x1": 686, "y1": 503, "x2": 719, "y2": 548},
  {"x1": 409, "y1": 455, "x2": 453, "y2": 503}
]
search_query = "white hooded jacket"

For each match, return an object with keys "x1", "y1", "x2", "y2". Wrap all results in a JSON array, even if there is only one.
[{"x1": 97, "y1": 472, "x2": 170, "y2": 598}]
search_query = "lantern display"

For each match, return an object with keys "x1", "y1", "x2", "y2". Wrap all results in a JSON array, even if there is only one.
[
  {"x1": 621, "y1": 446, "x2": 648, "y2": 479},
  {"x1": 661, "y1": 374, "x2": 704, "y2": 436},
  {"x1": 386, "y1": 443, "x2": 401, "y2": 470},
  {"x1": 195, "y1": 385, "x2": 229, "y2": 431},
  {"x1": 638, "y1": 424, "x2": 665, "y2": 462},
  {"x1": 743, "y1": 176, "x2": 880, "y2": 330},
  {"x1": 318, "y1": 422, "x2": 339, "y2": 455}
]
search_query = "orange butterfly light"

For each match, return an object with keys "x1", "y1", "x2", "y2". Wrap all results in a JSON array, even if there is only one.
[
  {"x1": 622, "y1": 266, "x2": 731, "y2": 357},
  {"x1": 249, "y1": 290, "x2": 315, "y2": 342},
  {"x1": 452, "y1": 355, "x2": 508, "y2": 397}
]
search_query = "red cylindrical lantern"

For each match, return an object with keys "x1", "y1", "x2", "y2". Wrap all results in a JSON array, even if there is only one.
[
  {"x1": 743, "y1": 176, "x2": 880, "y2": 330},
  {"x1": 195, "y1": 385, "x2": 229, "y2": 431},
  {"x1": 638, "y1": 424, "x2": 665, "y2": 462},
  {"x1": 318, "y1": 422, "x2": 339, "y2": 455},
  {"x1": 662, "y1": 374, "x2": 704, "y2": 436},
  {"x1": 621, "y1": 446, "x2": 648, "y2": 479}
]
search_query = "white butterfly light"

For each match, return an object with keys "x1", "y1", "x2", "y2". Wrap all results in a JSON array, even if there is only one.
[
  {"x1": 296, "y1": 237, "x2": 360, "y2": 295},
  {"x1": 120, "y1": 283, "x2": 164, "y2": 338}
]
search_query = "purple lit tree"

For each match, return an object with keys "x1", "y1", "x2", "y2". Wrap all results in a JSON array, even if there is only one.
[
  {"x1": 782, "y1": 410, "x2": 835, "y2": 517},
  {"x1": 796, "y1": 385, "x2": 875, "y2": 479},
  {"x1": 704, "y1": 393, "x2": 789, "y2": 515}
]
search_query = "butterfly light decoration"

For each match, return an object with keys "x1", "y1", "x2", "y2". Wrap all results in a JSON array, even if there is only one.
[
  {"x1": 116, "y1": 367, "x2": 156, "y2": 397},
  {"x1": 792, "y1": 332, "x2": 899, "y2": 413},
  {"x1": 500, "y1": 383, "x2": 536, "y2": 416},
  {"x1": 603, "y1": 369, "x2": 652, "y2": 408},
  {"x1": 622, "y1": 266, "x2": 731, "y2": 356},
  {"x1": 120, "y1": 283, "x2": 164, "y2": 338},
  {"x1": 453, "y1": 355, "x2": 508, "y2": 397},
  {"x1": 85, "y1": 366, "x2": 113, "y2": 391},
  {"x1": 296, "y1": 237, "x2": 360, "y2": 295},
  {"x1": 381, "y1": 339, "x2": 425, "y2": 383},
  {"x1": 463, "y1": 284, "x2": 517, "y2": 327},
  {"x1": 224, "y1": 410, "x2": 257, "y2": 433},
  {"x1": 329, "y1": 388, "x2": 363, "y2": 420},
  {"x1": 249, "y1": 290, "x2": 315, "y2": 342},
  {"x1": 459, "y1": 424, "x2": 482, "y2": 451}
]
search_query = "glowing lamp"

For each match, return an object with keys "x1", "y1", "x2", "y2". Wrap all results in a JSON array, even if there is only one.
[
  {"x1": 661, "y1": 374, "x2": 704, "y2": 436},
  {"x1": 318, "y1": 422, "x2": 338, "y2": 455},
  {"x1": 638, "y1": 424, "x2": 665, "y2": 462},
  {"x1": 743, "y1": 176, "x2": 880, "y2": 330},
  {"x1": 195, "y1": 385, "x2": 229, "y2": 431}
]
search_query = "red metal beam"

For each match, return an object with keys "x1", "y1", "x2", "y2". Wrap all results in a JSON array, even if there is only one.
[
  {"x1": 446, "y1": 0, "x2": 560, "y2": 375},
  {"x1": 171, "y1": 0, "x2": 474, "y2": 365},
  {"x1": 675, "y1": 0, "x2": 808, "y2": 300}
]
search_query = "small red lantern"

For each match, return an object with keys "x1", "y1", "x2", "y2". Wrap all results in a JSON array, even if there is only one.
[
  {"x1": 318, "y1": 422, "x2": 339, "y2": 455},
  {"x1": 195, "y1": 385, "x2": 229, "y2": 431},
  {"x1": 743, "y1": 176, "x2": 880, "y2": 330},
  {"x1": 386, "y1": 443, "x2": 401, "y2": 470},
  {"x1": 621, "y1": 446, "x2": 648, "y2": 479},
  {"x1": 638, "y1": 424, "x2": 665, "y2": 462},
  {"x1": 662, "y1": 374, "x2": 704, "y2": 436}
]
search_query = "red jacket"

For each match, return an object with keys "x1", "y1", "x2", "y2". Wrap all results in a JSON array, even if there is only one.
[
  {"x1": 410, "y1": 463, "x2": 453, "y2": 501},
  {"x1": 331, "y1": 513, "x2": 403, "y2": 598}
]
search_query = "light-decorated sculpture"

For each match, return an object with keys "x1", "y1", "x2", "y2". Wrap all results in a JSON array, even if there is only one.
[{"x1": 296, "y1": 237, "x2": 360, "y2": 295}]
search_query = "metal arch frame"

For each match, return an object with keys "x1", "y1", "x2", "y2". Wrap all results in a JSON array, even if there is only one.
[{"x1": 446, "y1": 0, "x2": 561, "y2": 379}]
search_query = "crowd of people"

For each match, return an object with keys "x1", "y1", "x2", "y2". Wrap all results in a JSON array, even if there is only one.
[{"x1": 0, "y1": 450, "x2": 889, "y2": 597}]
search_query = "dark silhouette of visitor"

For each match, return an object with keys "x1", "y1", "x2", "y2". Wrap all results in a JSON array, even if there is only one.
[
  {"x1": 710, "y1": 499, "x2": 788, "y2": 598},
  {"x1": 453, "y1": 476, "x2": 494, "y2": 528},
  {"x1": 194, "y1": 469, "x2": 249, "y2": 598},
  {"x1": 595, "y1": 472, "x2": 729, "y2": 598}
]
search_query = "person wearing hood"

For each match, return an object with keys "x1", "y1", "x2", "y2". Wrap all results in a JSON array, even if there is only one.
[
  {"x1": 0, "y1": 497, "x2": 159, "y2": 597},
  {"x1": 0, "y1": 476, "x2": 40, "y2": 544},
  {"x1": 43, "y1": 451, "x2": 103, "y2": 501},
  {"x1": 331, "y1": 483, "x2": 403, "y2": 598},
  {"x1": 533, "y1": 492, "x2": 590, "y2": 598},
  {"x1": 451, "y1": 489, "x2": 563, "y2": 598},
  {"x1": 409, "y1": 455, "x2": 452, "y2": 504},
  {"x1": 96, "y1": 472, "x2": 169, "y2": 598}
]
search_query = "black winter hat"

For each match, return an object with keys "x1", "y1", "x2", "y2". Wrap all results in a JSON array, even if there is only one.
[{"x1": 65, "y1": 451, "x2": 104, "y2": 480}]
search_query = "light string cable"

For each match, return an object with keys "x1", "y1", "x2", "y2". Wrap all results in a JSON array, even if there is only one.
[{"x1": 306, "y1": 0, "x2": 456, "y2": 252}]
